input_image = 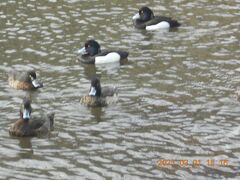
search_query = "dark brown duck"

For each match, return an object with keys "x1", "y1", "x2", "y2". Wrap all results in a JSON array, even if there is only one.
[
  {"x1": 80, "y1": 77, "x2": 117, "y2": 107},
  {"x1": 8, "y1": 70, "x2": 43, "y2": 90},
  {"x1": 9, "y1": 98, "x2": 54, "y2": 137}
]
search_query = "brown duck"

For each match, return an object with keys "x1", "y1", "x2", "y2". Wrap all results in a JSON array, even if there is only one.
[
  {"x1": 80, "y1": 77, "x2": 117, "y2": 107},
  {"x1": 8, "y1": 70, "x2": 43, "y2": 90},
  {"x1": 9, "y1": 98, "x2": 54, "y2": 137}
]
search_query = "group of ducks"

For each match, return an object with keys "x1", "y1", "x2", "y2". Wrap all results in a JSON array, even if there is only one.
[{"x1": 8, "y1": 6, "x2": 181, "y2": 137}]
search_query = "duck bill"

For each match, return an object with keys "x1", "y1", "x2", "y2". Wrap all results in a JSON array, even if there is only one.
[
  {"x1": 132, "y1": 13, "x2": 140, "y2": 20},
  {"x1": 78, "y1": 47, "x2": 87, "y2": 55},
  {"x1": 89, "y1": 86, "x2": 97, "y2": 96},
  {"x1": 23, "y1": 109, "x2": 31, "y2": 121},
  {"x1": 32, "y1": 79, "x2": 43, "y2": 88}
]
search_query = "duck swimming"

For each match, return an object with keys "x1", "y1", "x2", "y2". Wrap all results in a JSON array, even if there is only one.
[
  {"x1": 80, "y1": 77, "x2": 117, "y2": 107},
  {"x1": 78, "y1": 40, "x2": 129, "y2": 64},
  {"x1": 9, "y1": 98, "x2": 54, "y2": 137},
  {"x1": 8, "y1": 70, "x2": 43, "y2": 90},
  {"x1": 132, "y1": 6, "x2": 181, "y2": 30}
]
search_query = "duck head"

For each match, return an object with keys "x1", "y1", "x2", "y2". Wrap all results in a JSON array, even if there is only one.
[
  {"x1": 78, "y1": 40, "x2": 101, "y2": 56},
  {"x1": 28, "y1": 71, "x2": 43, "y2": 88},
  {"x1": 20, "y1": 98, "x2": 32, "y2": 121},
  {"x1": 132, "y1": 6, "x2": 154, "y2": 22},
  {"x1": 89, "y1": 77, "x2": 101, "y2": 97}
]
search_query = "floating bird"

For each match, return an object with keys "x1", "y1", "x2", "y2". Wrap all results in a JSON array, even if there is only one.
[
  {"x1": 132, "y1": 6, "x2": 181, "y2": 30},
  {"x1": 9, "y1": 98, "x2": 54, "y2": 137},
  {"x1": 78, "y1": 40, "x2": 128, "y2": 64},
  {"x1": 80, "y1": 77, "x2": 117, "y2": 107},
  {"x1": 8, "y1": 70, "x2": 43, "y2": 90}
]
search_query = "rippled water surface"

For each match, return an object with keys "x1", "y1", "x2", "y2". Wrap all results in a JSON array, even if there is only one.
[{"x1": 0, "y1": 0, "x2": 240, "y2": 179}]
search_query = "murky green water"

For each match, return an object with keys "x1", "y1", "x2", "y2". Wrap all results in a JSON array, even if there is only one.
[{"x1": 0, "y1": 0, "x2": 239, "y2": 179}]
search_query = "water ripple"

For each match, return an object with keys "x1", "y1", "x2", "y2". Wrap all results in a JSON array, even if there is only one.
[{"x1": 0, "y1": 0, "x2": 239, "y2": 179}]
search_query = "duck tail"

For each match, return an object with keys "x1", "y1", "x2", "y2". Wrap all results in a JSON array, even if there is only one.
[
  {"x1": 169, "y1": 20, "x2": 181, "y2": 28},
  {"x1": 118, "y1": 51, "x2": 129, "y2": 60}
]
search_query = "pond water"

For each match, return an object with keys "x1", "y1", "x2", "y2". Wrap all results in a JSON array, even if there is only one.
[{"x1": 0, "y1": 0, "x2": 239, "y2": 179}]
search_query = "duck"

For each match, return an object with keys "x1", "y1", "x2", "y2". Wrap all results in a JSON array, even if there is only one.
[
  {"x1": 132, "y1": 6, "x2": 181, "y2": 30},
  {"x1": 9, "y1": 98, "x2": 54, "y2": 137},
  {"x1": 8, "y1": 70, "x2": 43, "y2": 90},
  {"x1": 77, "y1": 40, "x2": 129, "y2": 64},
  {"x1": 80, "y1": 77, "x2": 117, "y2": 107}
]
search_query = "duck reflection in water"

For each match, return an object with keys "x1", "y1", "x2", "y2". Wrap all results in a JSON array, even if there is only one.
[
  {"x1": 237, "y1": 89, "x2": 240, "y2": 101},
  {"x1": 91, "y1": 107, "x2": 104, "y2": 123},
  {"x1": 18, "y1": 137, "x2": 34, "y2": 159}
]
